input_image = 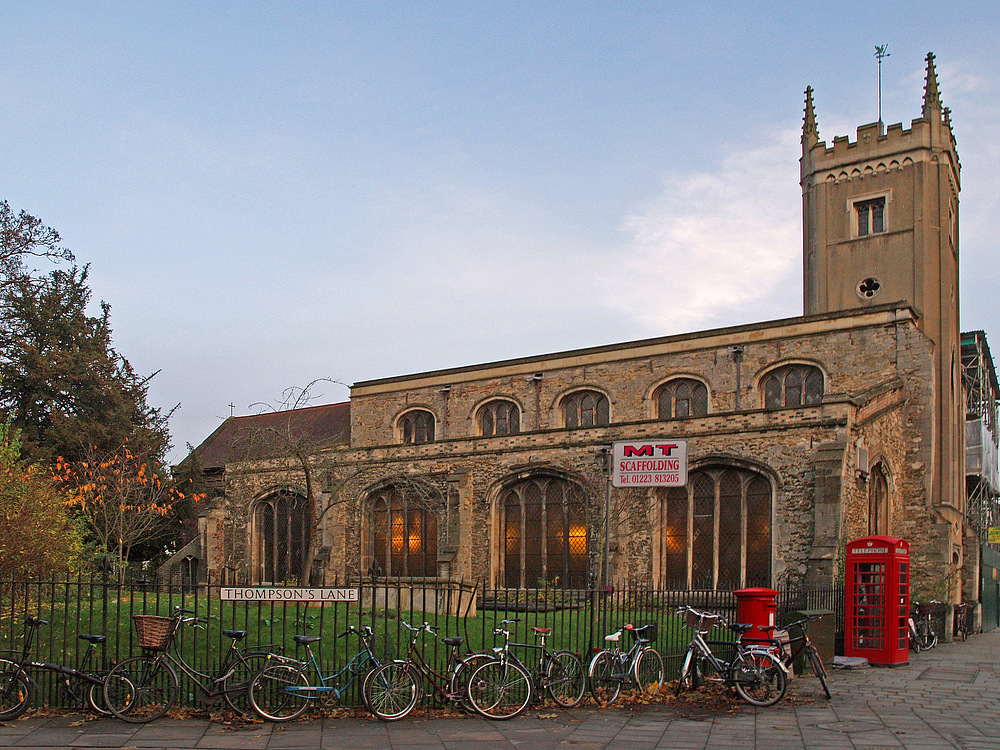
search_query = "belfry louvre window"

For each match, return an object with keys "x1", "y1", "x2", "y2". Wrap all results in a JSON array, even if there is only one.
[
  {"x1": 656, "y1": 379, "x2": 708, "y2": 418},
  {"x1": 501, "y1": 476, "x2": 588, "y2": 588},
  {"x1": 657, "y1": 467, "x2": 771, "y2": 589},
  {"x1": 562, "y1": 390, "x2": 610, "y2": 428},
  {"x1": 762, "y1": 364, "x2": 824, "y2": 409},
  {"x1": 856, "y1": 197, "x2": 886, "y2": 236},
  {"x1": 400, "y1": 410, "x2": 435, "y2": 444},
  {"x1": 255, "y1": 491, "x2": 309, "y2": 585},
  {"x1": 479, "y1": 400, "x2": 520, "y2": 436},
  {"x1": 369, "y1": 485, "x2": 438, "y2": 577}
]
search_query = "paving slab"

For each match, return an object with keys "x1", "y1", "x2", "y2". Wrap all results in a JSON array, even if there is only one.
[{"x1": 3, "y1": 630, "x2": 1000, "y2": 749}]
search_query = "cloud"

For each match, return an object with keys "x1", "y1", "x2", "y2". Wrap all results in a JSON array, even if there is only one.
[{"x1": 604, "y1": 129, "x2": 802, "y2": 334}]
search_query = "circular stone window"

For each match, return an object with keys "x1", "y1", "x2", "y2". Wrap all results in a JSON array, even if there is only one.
[{"x1": 857, "y1": 276, "x2": 882, "y2": 299}]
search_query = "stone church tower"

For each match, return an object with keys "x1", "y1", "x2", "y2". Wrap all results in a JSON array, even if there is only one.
[{"x1": 800, "y1": 53, "x2": 966, "y2": 587}]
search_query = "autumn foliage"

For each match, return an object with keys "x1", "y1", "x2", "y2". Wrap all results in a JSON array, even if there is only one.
[
  {"x1": 0, "y1": 420, "x2": 82, "y2": 575},
  {"x1": 56, "y1": 444, "x2": 205, "y2": 574}
]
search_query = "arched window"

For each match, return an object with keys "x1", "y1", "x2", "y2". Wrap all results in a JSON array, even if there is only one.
[
  {"x1": 479, "y1": 400, "x2": 521, "y2": 436},
  {"x1": 656, "y1": 379, "x2": 708, "y2": 418},
  {"x1": 562, "y1": 390, "x2": 610, "y2": 428},
  {"x1": 399, "y1": 409, "x2": 435, "y2": 444},
  {"x1": 254, "y1": 490, "x2": 309, "y2": 585},
  {"x1": 500, "y1": 475, "x2": 588, "y2": 588},
  {"x1": 868, "y1": 462, "x2": 890, "y2": 536},
  {"x1": 762, "y1": 364, "x2": 824, "y2": 409},
  {"x1": 368, "y1": 484, "x2": 438, "y2": 577},
  {"x1": 180, "y1": 556, "x2": 198, "y2": 593},
  {"x1": 657, "y1": 467, "x2": 771, "y2": 589}
]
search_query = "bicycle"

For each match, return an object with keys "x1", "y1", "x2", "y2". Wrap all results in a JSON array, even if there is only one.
[
  {"x1": 507, "y1": 622, "x2": 586, "y2": 707},
  {"x1": 587, "y1": 622, "x2": 664, "y2": 706},
  {"x1": 674, "y1": 606, "x2": 787, "y2": 707},
  {"x1": 248, "y1": 624, "x2": 394, "y2": 722},
  {"x1": 102, "y1": 608, "x2": 281, "y2": 723},
  {"x1": 908, "y1": 601, "x2": 939, "y2": 652},
  {"x1": 361, "y1": 621, "x2": 503, "y2": 721},
  {"x1": 463, "y1": 620, "x2": 535, "y2": 719},
  {"x1": 954, "y1": 602, "x2": 971, "y2": 641},
  {"x1": 0, "y1": 615, "x2": 112, "y2": 720},
  {"x1": 768, "y1": 614, "x2": 831, "y2": 699}
]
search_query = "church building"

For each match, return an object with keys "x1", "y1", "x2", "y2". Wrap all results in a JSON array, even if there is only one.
[{"x1": 171, "y1": 54, "x2": 981, "y2": 624}]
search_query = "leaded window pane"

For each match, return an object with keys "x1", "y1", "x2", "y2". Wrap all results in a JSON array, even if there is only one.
[
  {"x1": 659, "y1": 468, "x2": 772, "y2": 590},
  {"x1": 662, "y1": 486, "x2": 688, "y2": 588},
  {"x1": 763, "y1": 365, "x2": 823, "y2": 409},
  {"x1": 691, "y1": 474, "x2": 715, "y2": 589},
  {"x1": 501, "y1": 476, "x2": 588, "y2": 588},
  {"x1": 401, "y1": 410, "x2": 435, "y2": 444},
  {"x1": 804, "y1": 370, "x2": 823, "y2": 405},
  {"x1": 256, "y1": 492, "x2": 308, "y2": 585},
  {"x1": 370, "y1": 485, "x2": 437, "y2": 577},
  {"x1": 718, "y1": 472, "x2": 741, "y2": 590}
]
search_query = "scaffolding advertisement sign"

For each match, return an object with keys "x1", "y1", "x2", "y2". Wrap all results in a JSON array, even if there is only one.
[{"x1": 611, "y1": 440, "x2": 688, "y2": 487}]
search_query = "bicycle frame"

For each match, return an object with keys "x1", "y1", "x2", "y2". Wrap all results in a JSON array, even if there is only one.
[
  {"x1": 277, "y1": 628, "x2": 378, "y2": 702},
  {"x1": 148, "y1": 616, "x2": 279, "y2": 702},
  {"x1": 1, "y1": 616, "x2": 106, "y2": 701},
  {"x1": 395, "y1": 622, "x2": 474, "y2": 702}
]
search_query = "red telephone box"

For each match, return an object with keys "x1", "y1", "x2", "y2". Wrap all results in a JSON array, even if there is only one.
[{"x1": 845, "y1": 535, "x2": 910, "y2": 666}]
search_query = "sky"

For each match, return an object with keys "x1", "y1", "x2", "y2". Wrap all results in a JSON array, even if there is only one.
[{"x1": 3, "y1": 2, "x2": 999, "y2": 464}]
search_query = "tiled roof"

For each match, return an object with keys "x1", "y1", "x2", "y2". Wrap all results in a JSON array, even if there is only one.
[{"x1": 181, "y1": 402, "x2": 351, "y2": 471}]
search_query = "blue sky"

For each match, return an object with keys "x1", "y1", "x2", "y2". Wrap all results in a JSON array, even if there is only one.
[{"x1": 4, "y1": 2, "x2": 999, "y2": 462}]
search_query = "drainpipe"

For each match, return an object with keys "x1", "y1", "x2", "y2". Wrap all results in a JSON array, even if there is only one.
[{"x1": 728, "y1": 346, "x2": 744, "y2": 410}]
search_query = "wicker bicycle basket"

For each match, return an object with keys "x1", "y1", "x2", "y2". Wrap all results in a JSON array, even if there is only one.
[
  {"x1": 685, "y1": 610, "x2": 719, "y2": 633},
  {"x1": 133, "y1": 615, "x2": 177, "y2": 651}
]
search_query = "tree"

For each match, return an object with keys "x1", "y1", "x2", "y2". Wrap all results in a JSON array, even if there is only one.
[
  {"x1": 0, "y1": 200, "x2": 73, "y2": 289},
  {"x1": 0, "y1": 266, "x2": 171, "y2": 464},
  {"x1": 0, "y1": 419, "x2": 82, "y2": 575},
  {"x1": 224, "y1": 380, "x2": 353, "y2": 585},
  {"x1": 56, "y1": 444, "x2": 204, "y2": 576}
]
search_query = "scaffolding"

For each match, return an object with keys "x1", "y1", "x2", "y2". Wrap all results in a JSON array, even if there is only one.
[{"x1": 963, "y1": 331, "x2": 1000, "y2": 550}]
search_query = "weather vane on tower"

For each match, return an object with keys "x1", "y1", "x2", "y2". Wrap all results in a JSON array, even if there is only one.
[{"x1": 875, "y1": 44, "x2": 890, "y2": 126}]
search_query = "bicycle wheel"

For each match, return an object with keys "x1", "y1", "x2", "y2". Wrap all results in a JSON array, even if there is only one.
[
  {"x1": 731, "y1": 651, "x2": 786, "y2": 707},
  {"x1": 674, "y1": 648, "x2": 702, "y2": 697},
  {"x1": 632, "y1": 647, "x2": 664, "y2": 694},
  {"x1": 364, "y1": 662, "x2": 419, "y2": 721},
  {"x1": 450, "y1": 653, "x2": 495, "y2": 712},
  {"x1": 806, "y1": 648, "x2": 831, "y2": 699},
  {"x1": 588, "y1": 650, "x2": 622, "y2": 705},
  {"x1": 466, "y1": 659, "x2": 532, "y2": 720},
  {"x1": 223, "y1": 652, "x2": 270, "y2": 716},
  {"x1": 84, "y1": 677, "x2": 112, "y2": 715},
  {"x1": 248, "y1": 661, "x2": 311, "y2": 722},
  {"x1": 104, "y1": 655, "x2": 179, "y2": 723},
  {"x1": 925, "y1": 627, "x2": 939, "y2": 650},
  {"x1": 909, "y1": 624, "x2": 921, "y2": 652},
  {"x1": 545, "y1": 651, "x2": 585, "y2": 707},
  {"x1": 0, "y1": 660, "x2": 31, "y2": 721}
]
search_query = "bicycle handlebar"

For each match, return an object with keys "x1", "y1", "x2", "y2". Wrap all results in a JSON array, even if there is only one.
[{"x1": 24, "y1": 615, "x2": 49, "y2": 627}]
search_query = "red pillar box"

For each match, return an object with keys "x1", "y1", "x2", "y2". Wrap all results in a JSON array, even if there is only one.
[
  {"x1": 845, "y1": 536, "x2": 910, "y2": 666},
  {"x1": 733, "y1": 587, "x2": 779, "y2": 640}
]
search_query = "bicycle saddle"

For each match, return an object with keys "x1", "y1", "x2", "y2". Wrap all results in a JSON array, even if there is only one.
[
  {"x1": 531, "y1": 627, "x2": 552, "y2": 635},
  {"x1": 604, "y1": 631, "x2": 622, "y2": 642},
  {"x1": 294, "y1": 635, "x2": 322, "y2": 645},
  {"x1": 729, "y1": 623, "x2": 755, "y2": 634},
  {"x1": 443, "y1": 636, "x2": 464, "y2": 647},
  {"x1": 78, "y1": 634, "x2": 106, "y2": 644},
  {"x1": 222, "y1": 630, "x2": 248, "y2": 640}
]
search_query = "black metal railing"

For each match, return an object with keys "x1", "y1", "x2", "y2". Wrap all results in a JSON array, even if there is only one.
[{"x1": 0, "y1": 571, "x2": 843, "y2": 709}]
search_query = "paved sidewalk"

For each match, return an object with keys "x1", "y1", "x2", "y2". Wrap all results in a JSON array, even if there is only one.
[{"x1": 2, "y1": 629, "x2": 998, "y2": 750}]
